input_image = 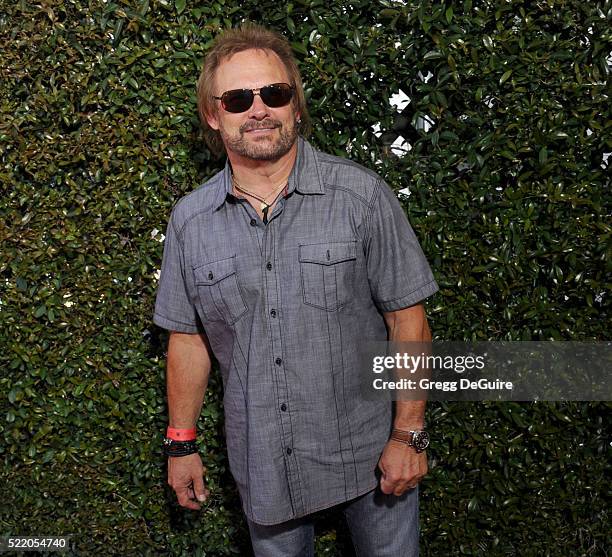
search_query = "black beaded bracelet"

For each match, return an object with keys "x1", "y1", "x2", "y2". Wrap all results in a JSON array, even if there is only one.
[{"x1": 162, "y1": 437, "x2": 198, "y2": 457}]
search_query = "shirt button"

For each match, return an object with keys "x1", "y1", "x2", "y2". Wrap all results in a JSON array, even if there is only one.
[
  {"x1": 286, "y1": 447, "x2": 292, "y2": 455},
  {"x1": 275, "y1": 357, "x2": 282, "y2": 366},
  {"x1": 280, "y1": 403, "x2": 287, "y2": 411},
  {"x1": 208, "y1": 272, "x2": 213, "y2": 280},
  {"x1": 266, "y1": 262, "x2": 272, "y2": 270},
  {"x1": 250, "y1": 218, "x2": 257, "y2": 226},
  {"x1": 270, "y1": 309, "x2": 277, "y2": 318}
]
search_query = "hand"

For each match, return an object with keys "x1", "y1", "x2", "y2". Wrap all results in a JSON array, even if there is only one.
[
  {"x1": 168, "y1": 453, "x2": 210, "y2": 510},
  {"x1": 378, "y1": 440, "x2": 428, "y2": 496}
]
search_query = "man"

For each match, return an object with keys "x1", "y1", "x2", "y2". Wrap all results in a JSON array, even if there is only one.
[{"x1": 154, "y1": 23, "x2": 438, "y2": 556}]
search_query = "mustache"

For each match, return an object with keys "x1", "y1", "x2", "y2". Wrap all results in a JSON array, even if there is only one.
[{"x1": 240, "y1": 120, "x2": 282, "y2": 132}]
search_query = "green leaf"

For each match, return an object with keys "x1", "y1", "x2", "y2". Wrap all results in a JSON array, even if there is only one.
[
  {"x1": 445, "y1": 6, "x2": 453, "y2": 24},
  {"x1": 424, "y1": 50, "x2": 444, "y2": 60},
  {"x1": 175, "y1": 0, "x2": 185, "y2": 14},
  {"x1": 73, "y1": 383, "x2": 86, "y2": 396},
  {"x1": 291, "y1": 41, "x2": 307, "y2": 55}
]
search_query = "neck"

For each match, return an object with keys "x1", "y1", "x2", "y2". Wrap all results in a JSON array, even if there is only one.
[{"x1": 228, "y1": 141, "x2": 298, "y2": 193}]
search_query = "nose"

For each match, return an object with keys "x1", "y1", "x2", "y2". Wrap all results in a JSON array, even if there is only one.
[{"x1": 247, "y1": 92, "x2": 269, "y2": 120}]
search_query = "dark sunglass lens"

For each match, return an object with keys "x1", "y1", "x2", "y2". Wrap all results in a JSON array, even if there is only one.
[
  {"x1": 261, "y1": 84, "x2": 293, "y2": 107},
  {"x1": 223, "y1": 90, "x2": 254, "y2": 113}
]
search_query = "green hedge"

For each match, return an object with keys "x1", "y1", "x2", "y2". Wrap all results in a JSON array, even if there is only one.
[{"x1": 0, "y1": 0, "x2": 609, "y2": 555}]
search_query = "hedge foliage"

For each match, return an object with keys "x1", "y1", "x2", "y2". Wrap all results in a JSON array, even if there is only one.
[{"x1": 0, "y1": 0, "x2": 609, "y2": 555}]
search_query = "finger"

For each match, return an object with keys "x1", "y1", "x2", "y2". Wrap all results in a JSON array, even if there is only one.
[
  {"x1": 393, "y1": 481, "x2": 411, "y2": 496},
  {"x1": 175, "y1": 486, "x2": 201, "y2": 510},
  {"x1": 192, "y1": 473, "x2": 209, "y2": 503},
  {"x1": 379, "y1": 476, "x2": 393, "y2": 495}
]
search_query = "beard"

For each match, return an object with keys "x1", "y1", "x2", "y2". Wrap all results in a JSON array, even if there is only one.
[{"x1": 220, "y1": 117, "x2": 298, "y2": 161}]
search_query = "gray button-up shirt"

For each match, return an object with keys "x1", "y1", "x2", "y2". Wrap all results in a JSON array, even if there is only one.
[{"x1": 154, "y1": 137, "x2": 438, "y2": 525}]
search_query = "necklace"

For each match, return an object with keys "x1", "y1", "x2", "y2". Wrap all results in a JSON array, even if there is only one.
[{"x1": 232, "y1": 174, "x2": 288, "y2": 224}]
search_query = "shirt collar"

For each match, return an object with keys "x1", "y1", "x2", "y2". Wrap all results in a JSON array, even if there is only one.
[
  {"x1": 288, "y1": 136, "x2": 325, "y2": 196},
  {"x1": 212, "y1": 136, "x2": 325, "y2": 211},
  {"x1": 211, "y1": 163, "x2": 234, "y2": 212}
]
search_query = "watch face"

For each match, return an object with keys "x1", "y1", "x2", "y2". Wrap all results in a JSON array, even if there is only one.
[{"x1": 413, "y1": 431, "x2": 430, "y2": 452}]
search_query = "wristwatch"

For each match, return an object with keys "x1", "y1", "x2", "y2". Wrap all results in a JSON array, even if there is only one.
[{"x1": 390, "y1": 429, "x2": 430, "y2": 453}]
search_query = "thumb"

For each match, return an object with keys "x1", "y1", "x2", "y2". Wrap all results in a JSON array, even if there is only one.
[
  {"x1": 379, "y1": 473, "x2": 394, "y2": 495},
  {"x1": 378, "y1": 460, "x2": 393, "y2": 495},
  {"x1": 192, "y1": 470, "x2": 209, "y2": 502}
]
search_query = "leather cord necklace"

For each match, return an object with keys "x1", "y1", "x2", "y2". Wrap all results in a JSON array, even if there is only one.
[{"x1": 232, "y1": 174, "x2": 288, "y2": 224}]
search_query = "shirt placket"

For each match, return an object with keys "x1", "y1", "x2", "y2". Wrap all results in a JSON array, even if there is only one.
[{"x1": 262, "y1": 198, "x2": 305, "y2": 518}]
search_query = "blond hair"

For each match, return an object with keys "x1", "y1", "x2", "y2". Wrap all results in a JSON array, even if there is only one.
[{"x1": 197, "y1": 23, "x2": 311, "y2": 156}]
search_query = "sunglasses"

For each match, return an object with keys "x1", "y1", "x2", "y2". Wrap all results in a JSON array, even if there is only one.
[{"x1": 213, "y1": 82, "x2": 295, "y2": 113}]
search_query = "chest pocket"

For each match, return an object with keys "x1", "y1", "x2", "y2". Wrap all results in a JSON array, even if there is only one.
[
  {"x1": 193, "y1": 256, "x2": 248, "y2": 324},
  {"x1": 299, "y1": 241, "x2": 357, "y2": 312}
]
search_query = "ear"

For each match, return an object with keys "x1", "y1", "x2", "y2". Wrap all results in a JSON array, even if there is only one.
[{"x1": 205, "y1": 107, "x2": 220, "y2": 131}]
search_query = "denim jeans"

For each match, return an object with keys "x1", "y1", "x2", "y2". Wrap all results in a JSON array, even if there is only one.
[{"x1": 246, "y1": 485, "x2": 419, "y2": 557}]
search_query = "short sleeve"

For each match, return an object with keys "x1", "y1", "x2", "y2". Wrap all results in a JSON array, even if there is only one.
[
  {"x1": 365, "y1": 180, "x2": 438, "y2": 311},
  {"x1": 153, "y1": 210, "x2": 200, "y2": 333}
]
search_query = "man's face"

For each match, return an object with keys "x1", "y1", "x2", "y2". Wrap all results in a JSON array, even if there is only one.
[{"x1": 206, "y1": 48, "x2": 300, "y2": 162}]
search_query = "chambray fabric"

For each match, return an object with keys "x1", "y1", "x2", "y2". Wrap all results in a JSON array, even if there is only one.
[{"x1": 153, "y1": 137, "x2": 438, "y2": 525}]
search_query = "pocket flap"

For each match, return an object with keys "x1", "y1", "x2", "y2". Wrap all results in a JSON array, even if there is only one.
[
  {"x1": 194, "y1": 256, "x2": 236, "y2": 285},
  {"x1": 299, "y1": 241, "x2": 357, "y2": 265}
]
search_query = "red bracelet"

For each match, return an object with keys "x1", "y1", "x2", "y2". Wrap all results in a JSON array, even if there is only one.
[{"x1": 166, "y1": 427, "x2": 197, "y2": 441}]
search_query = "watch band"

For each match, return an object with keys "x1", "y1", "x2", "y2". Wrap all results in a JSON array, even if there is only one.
[
  {"x1": 390, "y1": 428, "x2": 429, "y2": 453},
  {"x1": 390, "y1": 429, "x2": 416, "y2": 444}
]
